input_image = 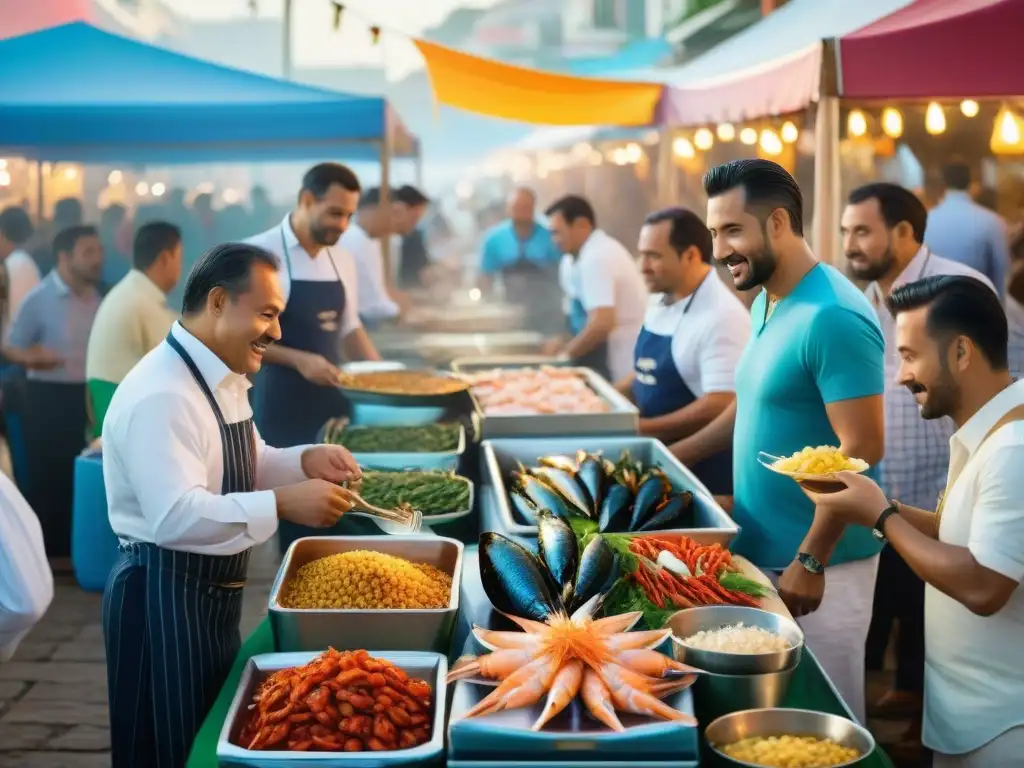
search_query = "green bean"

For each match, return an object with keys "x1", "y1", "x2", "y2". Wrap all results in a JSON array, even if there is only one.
[
  {"x1": 330, "y1": 423, "x2": 461, "y2": 453},
  {"x1": 358, "y1": 470, "x2": 471, "y2": 516}
]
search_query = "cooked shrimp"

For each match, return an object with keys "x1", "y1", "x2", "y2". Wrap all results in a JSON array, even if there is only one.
[
  {"x1": 580, "y1": 667, "x2": 624, "y2": 732},
  {"x1": 590, "y1": 611, "x2": 642, "y2": 635},
  {"x1": 616, "y1": 649, "x2": 704, "y2": 678},
  {"x1": 607, "y1": 682, "x2": 697, "y2": 726},
  {"x1": 604, "y1": 629, "x2": 673, "y2": 652},
  {"x1": 447, "y1": 648, "x2": 537, "y2": 683},
  {"x1": 532, "y1": 659, "x2": 583, "y2": 731},
  {"x1": 463, "y1": 655, "x2": 558, "y2": 718},
  {"x1": 471, "y1": 626, "x2": 542, "y2": 653}
]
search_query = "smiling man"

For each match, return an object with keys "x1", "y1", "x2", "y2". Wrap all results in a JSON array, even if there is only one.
[{"x1": 670, "y1": 159, "x2": 886, "y2": 723}]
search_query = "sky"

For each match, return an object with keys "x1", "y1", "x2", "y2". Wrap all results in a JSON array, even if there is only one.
[{"x1": 162, "y1": 0, "x2": 498, "y2": 78}]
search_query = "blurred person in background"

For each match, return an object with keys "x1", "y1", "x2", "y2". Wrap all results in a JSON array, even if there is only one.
[
  {"x1": 842, "y1": 182, "x2": 996, "y2": 757},
  {"x1": 0, "y1": 206, "x2": 40, "y2": 338},
  {"x1": 925, "y1": 163, "x2": 1010, "y2": 298},
  {"x1": 543, "y1": 195, "x2": 647, "y2": 382},
  {"x1": 618, "y1": 206, "x2": 749, "y2": 495},
  {"x1": 191, "y1": 192, "x2": 217, "y2": 251},
  {"x1": 86, "y1": 221, "x2": 182, "y2": 439},
  {"x1": 1009, "y1": 260, "x2": 1024, "y2": 378},
  {"x1": 5, "y1": 225, "x2": 102, "y2": 558},
  {"x1": 99, "y1": 204, "x2": 131, "y2": 291},
  {"x1": 341, "y1": 187, "x2": 405, "y2": 325},
  {"x1": 31, "y1": 196, "x2": 83, "y2": 277},
  {"x1": 249, "y1": 185, "x2": 278, "y2": 232},
  {"x1": 476, "y1": 187, "x2": 563, "y2": 334},
  {"x1": 393, "y1": 184, "x2": 433, "y2": 289}
]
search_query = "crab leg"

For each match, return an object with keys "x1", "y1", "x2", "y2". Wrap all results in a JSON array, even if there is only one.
[
  {"x1": 447, "y1": 648, "x2": 537, "y2": 683},
  {"x1": 580, "y1": 667, "x2": 624, "y2": 732},
  {"x1": 463, "y1": 655, "x2": 558, "y2": 718},
  {"x1": 604, "y1": 629, "x2": 672, "y2": 652},
  {"x1": 532, "y1": 659, "x2": 583, "y2": 731},
  {"x1": 471, "y1": 626, "x2": 542, "y2": 652}
]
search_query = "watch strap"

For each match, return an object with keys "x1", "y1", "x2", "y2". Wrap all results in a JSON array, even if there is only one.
[{"x1": 874, "y1": 503, "x2": 900, "y2": 538}]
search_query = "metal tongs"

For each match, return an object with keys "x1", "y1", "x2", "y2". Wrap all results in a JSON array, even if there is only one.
[{"x1": 338, "y1": 484, "x2": 423, "y2": 534}]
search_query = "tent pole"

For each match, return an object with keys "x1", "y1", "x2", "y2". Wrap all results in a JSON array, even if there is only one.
[
  {"x1": 811, "y1": 95, "x2": 841, "y2": 267},
  {"x1": 282, "y1": 0, "x2": 293, "y2": 79},
  {"x1": 35, "y1": 160, "x2": 45, "y2": 224},
  {"x1": 380, "y1": 108, "x2": 395, "y2": 287}
]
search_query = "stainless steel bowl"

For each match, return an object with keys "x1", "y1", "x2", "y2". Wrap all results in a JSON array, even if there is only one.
[
  {"x1": 668, "y1": 606, "x2": 803, "y2": 674},
  {"x1": 705, "y1": 708, "x2": 875, "y2": 767},
  {"x1": 692, "y1": 667, "x2": 796, "y2": 724}
]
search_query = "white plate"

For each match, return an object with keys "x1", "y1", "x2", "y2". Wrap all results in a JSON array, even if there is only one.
[{"x1": 757, "y1": 451, "x2": 869, "y2": 482}]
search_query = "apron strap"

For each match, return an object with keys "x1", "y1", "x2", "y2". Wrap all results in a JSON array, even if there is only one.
[{"x1": 165, "y1": 330, "x2": 227, "y2": 426}]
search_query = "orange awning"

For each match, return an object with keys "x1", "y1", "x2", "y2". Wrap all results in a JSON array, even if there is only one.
[{"x1": 413, "y1": 38, "x2": 663, "y2": 127}]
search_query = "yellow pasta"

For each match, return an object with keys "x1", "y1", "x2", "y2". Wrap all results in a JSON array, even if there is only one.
[
  {"x1": 773, "y1": 446, "x2": 863, "y2": 475},
  {"x1": 719, "y1": 735, "x2": 861, "y2": 767}
]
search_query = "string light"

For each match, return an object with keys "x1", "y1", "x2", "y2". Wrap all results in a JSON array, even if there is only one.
[
  {"x1": 960, "y1": 99, "x2": 980, "y2": 118},
  {"x1": 847, "y1": 110, "x2": 867, "y2": 138},
  {"x1": 881, "y1": 108, "x2": 903, "y2": 139},
  {"x1": 694, "y1": 128, "x2": 714, "y2": 151},
  {"x1": 108, "y1": 170, "x2": 123, "y2": 185},
  {"x1": 717, "y1": 123, "x2": 736, "y2": 142},
  {"x1": 759, "y1": 129, "x2": 783, "y2": 156},
  {"x1": 925, "y1": 102, "x2": 946, "y2": 135},
  {"x1": 739, "y1": 127, "x2": 758, "y2": 145},
  {"x1": 780, "y1": 121, "x2": 799, "y2": 143},
  {"x1": 624, "y1": 143, "x2": 643, "y2": 163},
  {"x1": 991, "y1": 105, "x2": 1024, "y2": 155},
  {"x1": 672, "y1": 137, "x2": 695, "y2": 159}
]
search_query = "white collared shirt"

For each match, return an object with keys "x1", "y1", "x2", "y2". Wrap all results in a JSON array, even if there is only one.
[
  {"x1": 923, "y1": 378, "x2": 1024, "y2": 755},
  {"x1": 0, "y1": 471, "x2": 53, "y2": 661},
  {"x1": 866, "y1": 247, "x2": 996, "y2": 510},
  {"x1": 340, "y1": 222, "x2": 400, "y2": 321},
  {"x1": 102, "y1": 322, "x2": 309, "y2": 556},
  {"x1": 245, "y1": 215, "x2": 361, "y2": 337},
  {"x1": 4, "y1": 248, "x2": 40, "y2": 339}
]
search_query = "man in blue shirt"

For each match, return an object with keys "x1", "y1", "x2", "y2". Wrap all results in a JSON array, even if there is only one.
[
  {"x1": 671, "y1": 159, "x2": 886, "y2": 724},
  {"x1": 476, "y1": 187, "x2": 563, "y2": 333}
]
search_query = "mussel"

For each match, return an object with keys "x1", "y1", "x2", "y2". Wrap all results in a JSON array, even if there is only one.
[
  {"x1": 568, "y1": 536, "x2": 616, "y2": 614},
  {"x1": 479, "y1": 533, "x2": 558, "y2": 622},
  {"x1": 538, "y1": 455, "x2": 578, "y2": 473},
  {"x1": 537, "y1": 510, "x2": 578, "y2": 607},
  {"x1": 629, "y1": 471, "x2": 672, "y2": 531},
  {"x1": 636, "y1": 491, "x2": 693, "y2": 531},
  {"x1": 575, "y1": 451, "x2": 605, "y2": 515},
  {"x1": 530, "y1": 466, "x2": 591, "y2": 518},
  {"x1": 514, "y1": 472, "x2": 571, "y2": 520},
  {"x1": 510, "y1": 490, "x2": 540, "y2": 525},
  {"x1": 598, "y1": 483, "x2": 633, "y2": 532}
]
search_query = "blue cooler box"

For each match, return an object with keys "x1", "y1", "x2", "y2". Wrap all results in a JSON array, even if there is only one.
[{"x1": 72, "y1": 451, "x2": 119, "y2": 591}]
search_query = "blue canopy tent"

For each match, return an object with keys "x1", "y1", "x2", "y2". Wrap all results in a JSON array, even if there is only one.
[{"x1": 0, "y1": 21, "x2": 419, "y2": 165}]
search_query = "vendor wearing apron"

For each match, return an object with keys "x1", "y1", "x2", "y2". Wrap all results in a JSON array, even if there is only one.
[
  {"x1": 476, "y1": 187, "x2": 563, "y2": 334},
  {"x1": 101, "y1": 243, "x2": 359, "y2": 768},
  {"x1": 543, "y1": 195, "x2": 647, "y2": 382},
  {"x1": 244, "y1": 163, "x2": 383, "y2": 550},
  {"x1": 627, "y1": 207, "x2": 750, "y2": 495}
]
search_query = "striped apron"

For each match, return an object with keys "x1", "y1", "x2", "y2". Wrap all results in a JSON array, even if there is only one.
[{"x1": 102, "y1": 331, "x2": 257, "y2": 768}]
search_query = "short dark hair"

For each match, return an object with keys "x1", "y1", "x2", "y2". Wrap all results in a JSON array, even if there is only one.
[
  {"x1": 942, "y1": 162, "x2": 971, "y2": 191},
  {"x1": 544, "y1": 195, "x2": 596, "y2": 227},
  {"x1": 300, "y1": 162, "x2": 361, "y2": 200},
  {"x1": 53, "y1": 197, "x2": 83, "y2": 227},
  {"x1": 359, "y1": 187, "x2": 387, "y2": 207},
  {"x1": 181, "y1": 242, "x2": 280, "y2": 316},
  {"x1": 133, "y1": 221, "x2": 181, "y2": 271},
  {"x1": 643, "y1": 207, "x2": 713, "y2": 263},
  {"x1": 885, "y1": 275, "x2": 1008, "y2": 370},
  {"x1": 703, "y1": 159, "x2": 804, "y2": 236},
  {"x1": 396, "y1": 185, "x2": 429, "y2": 206},
  {"x1": 848, "y1": 183, "x2": 928, "y2": 243},
  {"x1": 0, "y1": 206, "x2": 33, "y2": 245},
  {"x1": 53, "y1": 225, "x2": 98, "y2": 256}
]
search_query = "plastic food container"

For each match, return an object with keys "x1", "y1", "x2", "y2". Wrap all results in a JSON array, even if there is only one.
[{"x1": 338, "y1": 423, "x2": 467, "y2": 471}]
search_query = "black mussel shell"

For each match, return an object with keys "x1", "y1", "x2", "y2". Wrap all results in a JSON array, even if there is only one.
[
  {"x1": 576, "y1": 454, "x2": 605, "y2": 516},
  {"x1": 479, "y1": 533, "x2": 558, "y2": 622},
  {"x1": 536, "y1": 509, "x2": 578, "y2": 608},
  {"x1": 510, "y1": 490, "x2": 540, "y2": 525},
  {"x1": 637, "y1": 491, "x2": 694, "y2": 532},
  {"x1": 598, "y1": 483, "x2": 633, "y2": 533},
  {"x1": 629, "y1": 472, "x2": 671, "y2": 531},
  {"x1": 569, "y1": 536, "x2": 616, "y2": 614}
]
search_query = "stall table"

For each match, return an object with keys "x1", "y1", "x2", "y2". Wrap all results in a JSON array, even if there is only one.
[{"x1": 187, "y1": 546, "x2": 894, "y2": 767}]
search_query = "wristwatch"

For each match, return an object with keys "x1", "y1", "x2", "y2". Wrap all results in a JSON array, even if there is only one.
[
  {"x1": 796, "y1": 552, "x2": 824, "y2": 575},
  {"x1": 873, "y1": 502, "x2": 900, "y2": 543}
]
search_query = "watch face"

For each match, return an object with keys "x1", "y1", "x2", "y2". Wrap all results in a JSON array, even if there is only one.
[{"x1": 872, "y1": 528, "x2": 885, "y2": 542}]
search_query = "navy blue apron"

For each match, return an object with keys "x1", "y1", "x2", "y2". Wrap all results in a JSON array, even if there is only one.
[
  {"x1": 502, "y1": 232, "x2": 563, "y2": 334},
  {"x1": 102, "y1": 331, "x2": 256, "y2": 768},
  {"x1": 631, "y1": 276, "x2": 733, "y2": 495},
  {"x1": 566, "y1": 257, "x2": 611, "y2": 380},
  {"x1": 252, "y1": 226, "x2": 352, "y2": 549}
]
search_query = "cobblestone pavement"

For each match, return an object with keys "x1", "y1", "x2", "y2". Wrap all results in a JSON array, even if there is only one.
[{"x1": 0, "y1": 543, "x2": 280, "y2": 768}]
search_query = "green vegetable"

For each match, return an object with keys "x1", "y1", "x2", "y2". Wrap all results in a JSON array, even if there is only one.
[
  {"x1": 358, "y1": 470, "x2": 471, "y2": 516},
  {"x1": 329, "y1": 423, "x2": 461, "y2": 453},
  {"x1": 568, "y1": 516, "x2": 599, "y2": 540},
  {"x1": 602, "y1": 576, "x2": 677, "y2": 630},
  {"x1": 719, "y1": 571, "x2": 774, "y2": 598}
]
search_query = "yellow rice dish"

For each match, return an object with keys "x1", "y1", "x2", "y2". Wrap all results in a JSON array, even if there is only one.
[
  {"x1": 773, "y1": 446, "x2": 865, "y2": 476},
  {"x1": 719, "y1": 735, "x2": 861, "y2": 767}
]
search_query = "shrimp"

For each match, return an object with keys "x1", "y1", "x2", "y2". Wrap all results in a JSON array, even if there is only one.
[
  {"x1": 447, "y1": 648, "x2": 537, "y2": 683},
  {"x1": 604, "y1": 629, "x2": 673, "y2": 652},
  {"x1": 599, "y1": 663, "x2": 696, "y2": 725},
  {"x1": 463, "y1": 655, "x2": 558, "y2": 718},
  {"x1": 471, "y1": 626, "x2": 543, "y2": 653},
  {"x1": 615, "y1": 649, "x2": 704, "y2": 678},
  {"x1": 590, "y1": 611, "x2": 642, "y2": 635},
  {"x1": 532, "y1": 660, "x2": 583, "y2": 731},
  {"x1": 580, "y1": 667, "x2": 624, "y2": 732}
]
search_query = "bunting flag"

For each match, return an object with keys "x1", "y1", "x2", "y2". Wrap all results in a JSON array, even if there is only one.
[{"x1": 412, "y1": 38, "x2": 662, "y2": 126}]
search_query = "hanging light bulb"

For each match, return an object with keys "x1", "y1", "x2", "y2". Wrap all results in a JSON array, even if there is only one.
[
  {"x1": 925, "y1": 102, "x2": 946, "y2": 135},
  {"x1": 881, "y1": 108, "x2": 903, "y2": 139},
  {"x1": 847, "y1": 109, "x2": 868, "y2": 138},
  {"x1": 960, "y1": 99, "x2": 980, "y2": 118},
  {"x1": 759, "y1": 129, "x2": 783, "y2": 157},
  {"x1": 780, "y1": 121, "x2": 799, "y2": 143},
  {"x1": 672, "y1": 137, "x2": 695, "y2": 159},
  {"x1": 694, "y1": 128, "x2": 714, "y2": 151},
  {"x1": 991, "y1": 105, "x2": 1024, "y2": 155},
  {"x1": 739, "y1": 127, "x2": 758, "y2": 145},
  {"x1": 717, "y1": 123, "x2": 736, "y2": 142},
  {"x1": 624, "y1": 143, "x2": 643, "y2": 163}
]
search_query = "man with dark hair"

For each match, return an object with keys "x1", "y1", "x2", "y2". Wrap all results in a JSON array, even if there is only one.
[
  {"x1": 543, "y1": 194, "x2": 647, "y2": 381},
  {"x1": 101, "y1": 242, "x2": 360, "y2": 767},
  {"x1": 341, "y1": 186, "x2": 405, "y2": 323},
  {"x1": 617, "y1": 206, "x2": 749, "y2": 494},
  {"x1": 842, "y1": 182, "x2": 996, "y2": 736},
  {"x1": 4, "y1": 224, "x2": 102, "y2": 557},
  {"x1": 805, "y1": 274, "x2": 1024, "y2": 767},
  {"x1": 393, "y1": 184, "x2": 433, "y2": 289},
  {"x1": 925, "y1": 162, "x2": 1010, "y2": 296},
  {"x1": 0, "y1": 205, "x2": 40, "y2": 334},
  {"x1": 86, "y1": 221, "x2": 183, "y2": 436},
  {"x1": 672, "y1": 159, "x2": 886, "y2": 723}
]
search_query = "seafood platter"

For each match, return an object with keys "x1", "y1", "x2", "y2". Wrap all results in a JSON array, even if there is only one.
[
  {"x1": 337, "y1": 368, "x2": 471, "y2": 427},
  {"x1": 481, "y1": 436, "x2": 737, "y2": 543},
  {"x1": 322, "y1": 419, "x2": 467, "y2": 472},
  {"x1": 269, "y1": 536, "x2": 464, "y2": 654},
  {"x1": 450, "y1": 357, "x2": 638, "y2": 438},
  {"x1": 217, "y1": 649, "x2": 447, "y2": 766}
]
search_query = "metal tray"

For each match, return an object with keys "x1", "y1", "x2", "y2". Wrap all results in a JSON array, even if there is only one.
[
  {"x1": 480, "y1": 436, "x2": 738, "y2": 543},
  {"x1": 217, "y1": 650, "x2": 447, "y2": 767},
  {"x1": 330, "y1": 423, "x2": 467, "y2": 472},
  {"x1": 448, "y1": 761, "x2": 698, "y2": 768},
  {"x1": 269, "y1": 536, "x2": 464, "y2": 654},
  {"x1": 371, "y1": 477, "x2": 476, "y2": 535},
  {"x1": 339, "y1": 368, "x2": 469, "y2": 408},
  {"x1": 450, "y1": 360, "x2": 639, "y2": 439}
]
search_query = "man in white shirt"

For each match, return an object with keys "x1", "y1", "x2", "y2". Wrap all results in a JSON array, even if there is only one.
[
  {"x1": 618, "y1": 206, "x2": 749, "y2": 494},
  {"x1": 841, "y1": 183, "x2": 997, "y2": 739},
  {"x1": 805, "y1": 275, "x2": 1024, "y2": 767},
  {"x1": 0, "y1": 206, "x2": 41, "y2": 340},
  {"x1": 543, "y1": 195, "x2": 647, "y2": 381},
  {"x1": 0, "y1": 470, "x2": 53, "y2": 662},
  {"x1": 102, "y1": 242, "x2": 361, "y2": 768},
  {"x1": 339, "y1": 187, "x2": 404, "y2": 324}
]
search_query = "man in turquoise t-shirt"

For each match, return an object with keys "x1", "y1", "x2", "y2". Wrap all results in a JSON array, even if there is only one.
[{"x1": 671, "y1": 159, "x2": 885, "y2": 724}]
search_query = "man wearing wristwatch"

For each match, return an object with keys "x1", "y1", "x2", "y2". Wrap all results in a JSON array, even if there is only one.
[{"x1": 805, "y1": 275, "x2": 1024, "y2": 768}]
